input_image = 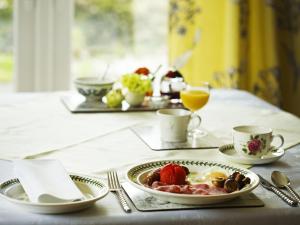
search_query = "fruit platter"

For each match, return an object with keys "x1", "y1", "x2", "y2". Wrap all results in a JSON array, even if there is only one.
[{"x1": 126, "y1": 160, "x2": 259, "y2": 205}]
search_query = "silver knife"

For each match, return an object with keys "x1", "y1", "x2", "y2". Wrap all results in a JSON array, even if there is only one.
[{"x1": 258, "y1": 175, "x2": 298, "y2": 207}]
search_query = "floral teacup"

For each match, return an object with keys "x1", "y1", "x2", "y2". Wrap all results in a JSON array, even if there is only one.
[{"x1": 233, "y1": 125, "x2": 284, "y2": 158}]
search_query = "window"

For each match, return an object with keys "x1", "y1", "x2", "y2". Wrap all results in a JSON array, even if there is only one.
[
  {"x1": 72, "y1": 0, "x2": 168, "y2": 80},
  {"x1": 5, "y1": 0, "x2": 168, "y2": 92},
  {"x1": 0, "y1": 0, "x2": 13, "y2": 92}
]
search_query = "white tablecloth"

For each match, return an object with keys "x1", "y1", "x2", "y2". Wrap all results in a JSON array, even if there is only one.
[
  {"x1": 1, "y1": 89, "x2": 299, "y2": 175},
  {"x1": 0, "y1": 89, "x2": 300, "y2": 225},
  {"x1": 1, "y1": 146, "x2": 300, "y2": 225}
]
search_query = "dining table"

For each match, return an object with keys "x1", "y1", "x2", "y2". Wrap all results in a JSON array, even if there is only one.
[{"x1": 0, "y1": 89, "x2": 300, "y2": 225}]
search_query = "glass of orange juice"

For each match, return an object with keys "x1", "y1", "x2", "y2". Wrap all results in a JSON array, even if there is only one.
[{"x1": 180, "y1": 82, "x2": 210, "y2": 137}]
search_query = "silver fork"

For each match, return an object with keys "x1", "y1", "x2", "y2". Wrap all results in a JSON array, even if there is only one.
[{"x1": 107, "y1": 171, "x2": 131, "y2": 213}]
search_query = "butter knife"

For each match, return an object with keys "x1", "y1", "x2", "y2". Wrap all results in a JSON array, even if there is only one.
[{"x1": 258, "y1": 175, "x2": 298, "y2": 207}]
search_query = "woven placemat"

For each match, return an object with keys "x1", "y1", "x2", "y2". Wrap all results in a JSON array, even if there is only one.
[{"x1": 122, "y1": 182, "x2": 264, "y2": 212}]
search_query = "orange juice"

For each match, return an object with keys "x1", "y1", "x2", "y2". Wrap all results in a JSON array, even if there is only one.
[{"x1": 180, "y1": 90, "x2": 209, "y2": 112}]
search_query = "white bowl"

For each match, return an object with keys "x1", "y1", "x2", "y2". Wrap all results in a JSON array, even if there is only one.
[
  {"x1": 74, "y1": 77, "x2": 113, "y2": 102},
  {"x1": 124, "y1": 91, "x2": 145, "y2": 106}
]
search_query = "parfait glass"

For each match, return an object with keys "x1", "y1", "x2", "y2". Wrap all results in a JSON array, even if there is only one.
[{"x1": 180, "y1": 82, "x2": 210, "y2": 138}]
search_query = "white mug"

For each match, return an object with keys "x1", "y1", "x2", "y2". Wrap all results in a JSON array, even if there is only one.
[
  {"x1": 157, "y1": 109, "x2": 201, "y2": 142},
  {"x1": 233, "y1": 125, "x2": 284, "y2": 158}
]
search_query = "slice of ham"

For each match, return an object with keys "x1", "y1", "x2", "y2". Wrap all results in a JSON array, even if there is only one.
[{"x1": 151, "y1": 181, "x2": 227, "y2": 195}]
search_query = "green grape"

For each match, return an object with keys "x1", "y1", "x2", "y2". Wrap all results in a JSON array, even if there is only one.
[
  {"x1": 121, "y1": 73, "x2": 152, "y2": 94},
  {"x1": 105, "y1": 89, "x2": 124, "y2": 108}
]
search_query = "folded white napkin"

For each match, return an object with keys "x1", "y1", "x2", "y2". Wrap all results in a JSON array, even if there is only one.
[{"x1": 14, "y1": 159, "x2": 84, "y2": 203}]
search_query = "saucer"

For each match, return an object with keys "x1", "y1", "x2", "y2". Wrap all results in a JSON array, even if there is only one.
[{"x1": 218, "y1": 144, "x2": 285, "y2": 165}]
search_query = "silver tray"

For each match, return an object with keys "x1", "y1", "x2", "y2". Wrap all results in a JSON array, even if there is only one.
[{"x1": 61, "y1": 94, "x2": 183, "y2": 113}]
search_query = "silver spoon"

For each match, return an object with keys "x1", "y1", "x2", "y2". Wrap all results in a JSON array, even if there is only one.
[
  {"x1": 98, "y1": 63, "x2": 110, "y2": 81},
  {"x1": 271, "y1": 171, "x2": 300, "y2": 203}
]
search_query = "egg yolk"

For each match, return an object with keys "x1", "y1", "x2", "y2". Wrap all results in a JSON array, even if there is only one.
[{"x1": 207, "y1": 171, "x2": 228, "y2": 180}]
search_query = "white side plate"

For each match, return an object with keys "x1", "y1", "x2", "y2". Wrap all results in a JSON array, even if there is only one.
[{"x1": 0, "y1": 174, "x2": 109, "y2": 214}]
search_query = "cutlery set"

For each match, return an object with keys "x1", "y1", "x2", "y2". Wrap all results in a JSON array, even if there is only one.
[
  {"x1": 107, "y1": 170, "x2": 132, "y2": 213},
  {"x1": 271, "y1": 171, "x2": 300, "y2": 203},
  {"x1": 259, "y1": 171, "x2": 300, "y2": 207}
]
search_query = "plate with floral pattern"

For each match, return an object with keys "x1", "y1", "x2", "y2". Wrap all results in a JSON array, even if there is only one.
[
  {"x1": 126, "y1": 159, "x2": 259, "y2": 205},
  {"x1": 219, "y1": 144, "x2": 285, "y2": 165}
]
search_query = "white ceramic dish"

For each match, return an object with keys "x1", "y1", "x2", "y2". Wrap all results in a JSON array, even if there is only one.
[
  {"x1": 148, "y1": 96, "x2": 170, "y2": 108},
  {"x1": 219, "y1": 144, "x2": 285, "y2": 165},
  {"x1": 0, "y1": 174, "x2": 109, "y2": 214},
  {"x1": 126, "y1": 159, "x2": 259, "y2": 205}
]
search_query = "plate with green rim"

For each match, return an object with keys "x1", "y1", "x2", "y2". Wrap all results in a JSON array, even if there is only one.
[
  {"x1": 126, "y1": 159, "x2": 259, "y2": 205},
  {"x1": 0, "y1": 174, "x2": 109, "y2": 214}
]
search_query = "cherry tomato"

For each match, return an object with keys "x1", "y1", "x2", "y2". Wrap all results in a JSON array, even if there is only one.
[{"x1": 135, "y1": 67, "x2": 150, "y2": 75}]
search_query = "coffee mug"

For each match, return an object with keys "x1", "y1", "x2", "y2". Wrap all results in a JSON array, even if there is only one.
[
  {"x1": 233, "y1": 125, "x2": 284, "y2": 158},
  {"x1": 157, "y1": 109, "x2": 201, "y2": 142}
]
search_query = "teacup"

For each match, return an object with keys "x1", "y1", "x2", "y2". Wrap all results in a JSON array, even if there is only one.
[
  {"x1": 233, "y1": 125, "x2": 284, "y2": 158},
  {"x1": 157, "y1": 109, "x2": 201, "y2": 142}
]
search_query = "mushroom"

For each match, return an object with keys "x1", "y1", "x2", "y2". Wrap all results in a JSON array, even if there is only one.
[
  {"x1": 212, "y1": 177, "x2": 226, "y2": 188},
  {"x1": 224, "y1": 179, "x2": 239, "y2": 193},
  {"x1": 235, "y1": 173, "x2": 245, "y2": 189}
]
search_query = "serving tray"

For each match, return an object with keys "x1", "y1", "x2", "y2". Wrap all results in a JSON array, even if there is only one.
[{"x1": 61, "y1": 94, "x2": 183, "y2": 113}]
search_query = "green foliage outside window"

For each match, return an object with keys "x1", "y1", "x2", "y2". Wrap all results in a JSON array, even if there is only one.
[
  {"x1": 0, "y1": 0, "x2": 135, "y2": 82},
  {"x1": 74, "y1": 0, "x2": 133, "y2": 59},
  {"x1": 0, "y1": 0, "x2": 13, "y2": 82}
]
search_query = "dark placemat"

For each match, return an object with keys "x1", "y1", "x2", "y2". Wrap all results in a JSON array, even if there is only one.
[
  {"x1": 61, "y1": 94, "x2": 183, "y2": 113},
  {"x1": 130, "y1": 124, "x2": 224, "y2": 150},
  {"x1": 122, "y1": 182, "x2": 264, "y2": 212}
]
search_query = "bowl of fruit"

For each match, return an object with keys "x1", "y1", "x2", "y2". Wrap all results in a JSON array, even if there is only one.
[
  {"x1": 121, "y1": 73, "x2": 152, "y2": 106},
  {"x1": 126, "y1": 159, "x2": 259, "y2": 205},
  {"x1": 74, "y1": 77, "x2": 114, "y2": 102},
  {"x1": 104, "y1": 67, "x2": 153, "y2": 108}
]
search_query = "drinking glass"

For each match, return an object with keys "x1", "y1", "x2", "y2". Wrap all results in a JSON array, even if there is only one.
[{"x1": 180, "y1": 82, "x2": 210, "y2": 137}]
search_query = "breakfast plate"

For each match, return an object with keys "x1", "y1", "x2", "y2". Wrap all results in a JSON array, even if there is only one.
[
  {"x1": 126, "y1": 159, "x2": 259, "y2": 205},
  {"x1": 0, "y1": 174, "x2": 109, "y2": 214},
  {"x1": 218, "y1": 144, "x2": 285, "y2": 165}
]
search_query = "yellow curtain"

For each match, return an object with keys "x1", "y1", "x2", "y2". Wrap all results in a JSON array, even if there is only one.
[{"x1": 169, "y1": 0, "x2": 300, "y2": 116}]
